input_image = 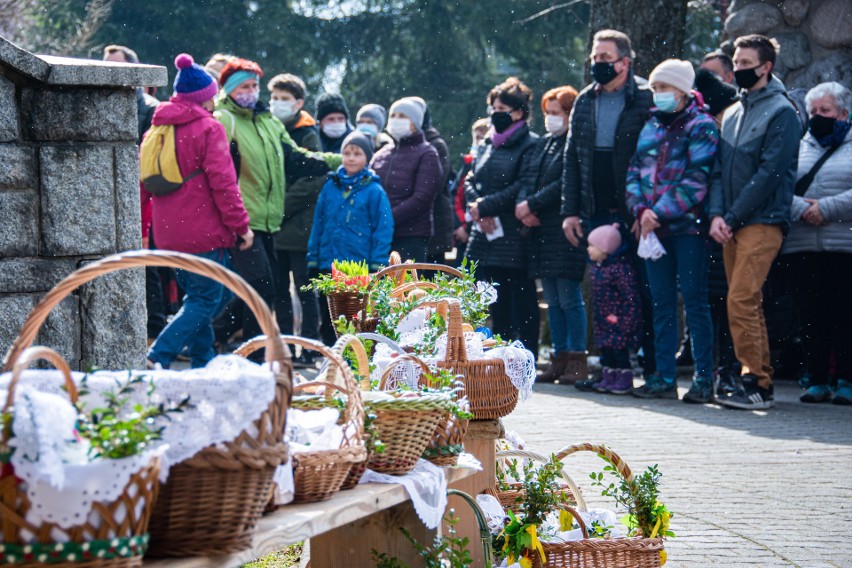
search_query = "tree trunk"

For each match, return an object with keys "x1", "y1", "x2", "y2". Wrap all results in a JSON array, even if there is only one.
[{"x1": 588, "y1": 0, "x2": 689, "y2": 78}]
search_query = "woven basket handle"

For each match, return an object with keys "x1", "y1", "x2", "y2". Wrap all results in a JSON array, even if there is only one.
[
  {"x1": 554, "y1": 443, "x2": 634, "y2": 484},
  {"x1": 366, "y1": 262, "x2": 464, "y2": 295},
  {"x1": 330, "y1": 335, "x2": 370, "y2": 382},
  {"x1": 391, "y1": 281, "x2": 439, "y2": 299},
  {"x1": 2, "y1": 251, "x2": 289, "y2": 377},
  {"x1": 558, "y1": 504, "x2": 590, "y2": 539},
  {"x1": 378, "y1": 354, "x2": 433, "y2": 391},
  {"x1": 292, "y1": 381, "x2": 350, "y2": 397},
  {"x1": 496, "y1": 449, "x2": 587, "y2": 511},
  {"x1": 237, "y1": 335, "x2": 364, "y2": 443},
  {"x1": 356, "y1": 333, "x2": 406, "y2": 355},
  {"x1": 3, "y1": 346, "x2": 79, "y2": 414},
  {"x1": 415, "y1": 298, "x2": 467, "y2": 363}
]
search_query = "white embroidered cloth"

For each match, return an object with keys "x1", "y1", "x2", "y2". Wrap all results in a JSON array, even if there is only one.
[
  {"x1": 0, "y1": 354, "x2": 278, "y2": 482},
  {"x1": 360, "y1": 459, "x2": 448, "y2": 529},
  {"x1": 638, "y1": 232, "x2": 667, "y2": 260}
]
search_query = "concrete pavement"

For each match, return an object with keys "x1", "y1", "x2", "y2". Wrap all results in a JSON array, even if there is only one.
[{"x1": 502, "y1": 379, "x2": 852, "y2": 567}]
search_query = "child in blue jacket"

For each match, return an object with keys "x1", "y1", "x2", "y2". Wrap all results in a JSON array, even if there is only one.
[{"x1": 307, "y1": 131, "x2": 394, "y2": 273}]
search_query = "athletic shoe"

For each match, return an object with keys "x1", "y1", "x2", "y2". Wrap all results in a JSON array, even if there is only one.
[
  {"x1": 800, "y1": 384, "x2": 833, "y2": 403},
  {"x1": 632, "y1": 374, "x2": 678, "y2": 399},
  {"x1": 718, "y1": 374, "x2": 774, "y2": 410},
  {"x1": 832, "y1": 379, "x2": 852, "y2": 406},
  {"x1": 682, "y1": 377, "x2": 713, "y2": 404}
]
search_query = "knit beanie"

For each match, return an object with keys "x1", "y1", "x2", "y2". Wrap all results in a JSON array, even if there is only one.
[
  {"x1": 173, "y1": 54, "x2": 218, "y2": 103},
  {"x1": 356, "y1": 104, "x2": 387, "y2": 132},
  {"x1": 341, "y1": 130, "x2": 374, "y2": 163},
  {"x1": 390, "y1": 97, "x2": 425, "y2": 131},
  {"x1": 218, "y1": 58, "x2": 263, "y2": 95},
  {"x1": 587, "y1": 223, "x2": 622, "y2": 255},
  {"x1": 649, "y1": 59, "x2": 695, "y2": 96},
  {"x1": 694, "y1": 68, "x2": 738, "y2": 117},
  {"x1": 316, "y1": 93, "x2": 350, "y2": 121}
]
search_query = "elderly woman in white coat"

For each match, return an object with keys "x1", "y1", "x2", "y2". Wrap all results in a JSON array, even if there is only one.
[{"x1": 780, "y1": 81, "x2": 852, "y2": 405}]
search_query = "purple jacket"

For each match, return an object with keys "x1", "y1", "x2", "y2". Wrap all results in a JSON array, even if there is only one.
[
  {"x1": 141, "y1": 97, "x2": 249, "y2": 254},
  {"x1": 589, "y1": 254, "x2": 642, "y2": 350},
  {"x1": 370, "y1": 130, "x2": 442, "y2": 239}
]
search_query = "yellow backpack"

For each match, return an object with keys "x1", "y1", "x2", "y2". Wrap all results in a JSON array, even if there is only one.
[{"x1": 140, "y1": 124, "x2": 203, "y2": 195}]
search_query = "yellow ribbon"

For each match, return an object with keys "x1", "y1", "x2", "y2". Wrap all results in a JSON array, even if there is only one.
[
  {"x1": 526, "y1": 525, "x2": 546, "y2": 564},
  {"x1": 519, "y1": 556, "x2": 532, "y2": 568}
]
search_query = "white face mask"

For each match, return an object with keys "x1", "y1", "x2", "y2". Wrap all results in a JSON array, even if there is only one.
[
  {"x1": 270, "y1": 100, "x2": 297, "y2": 122},
  {"x1": 544, "y1": 114, "x2": 567, "y2": 135},
  {"x1": 387, "y1": 117, "x2": 413, "y2": 140},
  {"x1": 322, "y1": 122, "x2": 348, "y2": 139}
]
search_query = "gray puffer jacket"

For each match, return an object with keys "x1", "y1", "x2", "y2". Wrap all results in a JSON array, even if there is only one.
[
  {"x1": 708, "y1": 76, "x2": 801, "y2": 233},
  {"x1": 781, "y1": 128, "x2": 852, "y2": 255}
]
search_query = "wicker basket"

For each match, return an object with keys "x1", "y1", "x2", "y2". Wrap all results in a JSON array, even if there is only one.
[
  {"x1": 1, "y1": 347, "x2": 161, "y2": 568},
  {"x1": 327, "y1": 291, "x2": 367, "y2": 333},
  {"x1": 529, "y1": 443, "x2": 665, "y2": 568},
  {"x1": 1, "y1": 251, "x2": 293, "y2": 558},
  {"x1": 380, "y1": 354, "x2": 469, "y2": 467},
  {"x1": 425, "y1": 299, "x2": 518, "y2": 419},
  {"x1": 235, "y1": 335, "x2": 367, "y2": 503},
  {"x1": 492, "y1": 449, "x2": 584, "y2": 515}
]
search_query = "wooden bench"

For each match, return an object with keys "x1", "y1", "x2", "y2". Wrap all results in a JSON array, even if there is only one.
[{"x1": 144, "y1": 420, "x2": 501, "y2": 568}]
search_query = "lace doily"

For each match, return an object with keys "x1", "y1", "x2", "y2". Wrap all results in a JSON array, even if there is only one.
[
  {"x1": 486, "y1": 341, "x2": 537, "y2": 401},
  {"x1": 0, "y1": 354, "x2": 278, "y2": 482},
  {"x1": 360, "y1": 459, "x2": 448, "y2": 529}
]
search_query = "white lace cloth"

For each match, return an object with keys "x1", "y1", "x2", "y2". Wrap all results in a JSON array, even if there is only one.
[
  {"x1": 638, "y1": 232, "x2": 667, "y2": 260},
  {"x1": 0, "y1": 384, "x2": 168, "y2": 534},
  {"x1": 0, "y1": 354, "x2": 278, "y2": 483},
  {"x1": 359, "y1": 459, "x2": 448, "y2": 529}
]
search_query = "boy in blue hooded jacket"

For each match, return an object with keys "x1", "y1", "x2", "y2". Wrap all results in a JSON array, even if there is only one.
[{"x1": 307, "y1": 131, "x2": 394, "y2": 273}]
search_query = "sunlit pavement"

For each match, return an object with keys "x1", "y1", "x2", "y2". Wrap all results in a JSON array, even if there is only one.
[{"x1": 503, "y1": 379, "x2": 852, "y2": 567}]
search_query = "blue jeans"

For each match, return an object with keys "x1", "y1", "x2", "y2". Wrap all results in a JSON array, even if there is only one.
[
  {"x1": 541, "y1": 277, "x2": 587, "y2": 353},
  {"x1": 644, "y1": 234, "x2": 714, "y2": 381},
  {"x1": 148, "y1": 249, "x2": 230, "y2": 369}
]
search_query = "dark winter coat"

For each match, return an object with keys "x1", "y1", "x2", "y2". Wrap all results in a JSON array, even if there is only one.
[
  {"x1": 517, "y1": 132, "x2": 586, "y2": 280},
  {"x1": 589, "y1": 254, "x2": 642, "y2": 350},
  {"x1": 561, "y1": 71, "x2": 653, "y2": 222},
  {"x1": 371, "y1": 130, "x2": 442, "y2": 240},
  {"x1": 136, "y1": 89, "x2": 159, "y2": 144},
  {"x1": 275, "y1": 110, "x2": 326, "y2": 252},
  {"x1": 424, "y1": 126, "x2": 454, "y2": 256},
  {"x1": 464, "y1": 123, "x2": 539, "y2": 269},
  {"x1": 708, "y1": 76, "x2": 801, "y2": 234}
]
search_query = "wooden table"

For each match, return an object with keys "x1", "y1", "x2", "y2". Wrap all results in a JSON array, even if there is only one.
[{"x1": 144, "y1": 466, "x2": 477, "y2": 568}]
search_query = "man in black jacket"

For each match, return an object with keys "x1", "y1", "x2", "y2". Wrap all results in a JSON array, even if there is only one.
[{"x1": 561, "y1": 29, "x2": 656, "y2": 387}]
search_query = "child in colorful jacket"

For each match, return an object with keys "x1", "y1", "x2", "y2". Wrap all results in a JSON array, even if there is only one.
[
  {"x1": 307, "y1": 131, "x2": 394, "y2": 273},
  {"x1": 575, "y1": 223, "x2": 642, "y2": 395},
  {"x1": 625, "y1": 59, "x2": 719, "y2": 403}
]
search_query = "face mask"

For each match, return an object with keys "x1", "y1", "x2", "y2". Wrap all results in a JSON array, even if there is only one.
[
  {"x1": 653, "y1": 92, "x2": 679, "y2": 113},
  {"x1": 270, "y1": 100, "x2": 297, "y2": 122},
  {"x1": 544, "y1": 114, "x2": 566, "y2": 134},
  {"x1": 357, "y1": 123, "x2": 378, "y2": 138},
  {"x1": 234, "y1": 91, "x2": 258, "y2": 109},
  {"x1": 808, "y1": 114, "x2": 837, "y2": 139},
  {"x1": 734, "y1": 66, "x2": 763, "y2": 90},
  {"x1": 322, "y1": 122, "x2": 348, "y2": 139},
  {"x1": 490, "y1": 111, "x2": 514, "y2": 133},
  {"x1": 591, "y1": 61, "x2": 619, "y2": 86},
  {"x1": 387, "y1": 117, "x2": 412, "y2": 140}
]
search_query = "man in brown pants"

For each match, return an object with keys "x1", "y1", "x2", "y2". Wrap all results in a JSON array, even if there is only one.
[{"x1": 708, "y1": 35, "x2": 801, "y2": 409}]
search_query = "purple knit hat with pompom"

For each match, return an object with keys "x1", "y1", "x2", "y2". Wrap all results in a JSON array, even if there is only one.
[{"x1": 173, "y1": 53, "x2": 218, "y2": 103}]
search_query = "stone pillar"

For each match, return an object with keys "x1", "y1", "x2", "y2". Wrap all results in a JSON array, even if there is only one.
[
  {"x1": 0, "y1": 37, "x2": 166, "y2": 371},
  {"x1": 723, "y1": 0, "x2": 852, "y2": 90}
]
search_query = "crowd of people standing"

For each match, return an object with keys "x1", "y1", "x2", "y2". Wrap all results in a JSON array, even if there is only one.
[{"x1": 120, "y1": 25, "x2": 851, "y2": 411}]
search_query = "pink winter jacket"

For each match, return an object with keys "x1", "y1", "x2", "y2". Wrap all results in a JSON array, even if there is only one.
[{"x1": 141, "y1": 97, "x2": 249, "y2": 254}]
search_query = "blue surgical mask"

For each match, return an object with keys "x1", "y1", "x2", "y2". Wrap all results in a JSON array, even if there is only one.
[
  {"x1": 653, "y1": 92, "x2": 678, "y2": 113},
  {"x1": 357, "y1": 123, "x2": 378, "y2": 138}
]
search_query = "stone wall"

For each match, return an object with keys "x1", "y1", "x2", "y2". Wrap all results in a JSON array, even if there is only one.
[
  {"x1": 724, "y1": 0, "x2": 852, "y2": 89},
  {"x1": 0, "y1": 37, "x2": 166, "y2": 371}
]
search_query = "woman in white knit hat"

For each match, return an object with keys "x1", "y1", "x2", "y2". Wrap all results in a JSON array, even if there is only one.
[{"x1": 625, "y1": 59, "x2": 721, "y2": 404}]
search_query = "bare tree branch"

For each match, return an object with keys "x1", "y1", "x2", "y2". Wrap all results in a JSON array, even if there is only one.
[{"x1": 515, "y1": 0, "x2": 589, "y2": 24}]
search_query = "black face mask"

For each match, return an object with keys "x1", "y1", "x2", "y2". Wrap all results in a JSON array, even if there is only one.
[
  {"x1": 808, "y1": 114, "x2": 836, "y2": 139},
  {"x1": 490, "y1": 111, "x2": 514, "y2": 133},
  {"x1": 591, "y1": 62, "x2": 619, "y2": 86},
  {"x1": 734, "y1": 66, "x2": 763, "y2": 90}
]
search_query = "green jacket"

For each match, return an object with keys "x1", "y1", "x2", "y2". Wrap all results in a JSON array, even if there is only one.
[{"x1": 214, "y1": 95, "x2": 340, "y2": 233}]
